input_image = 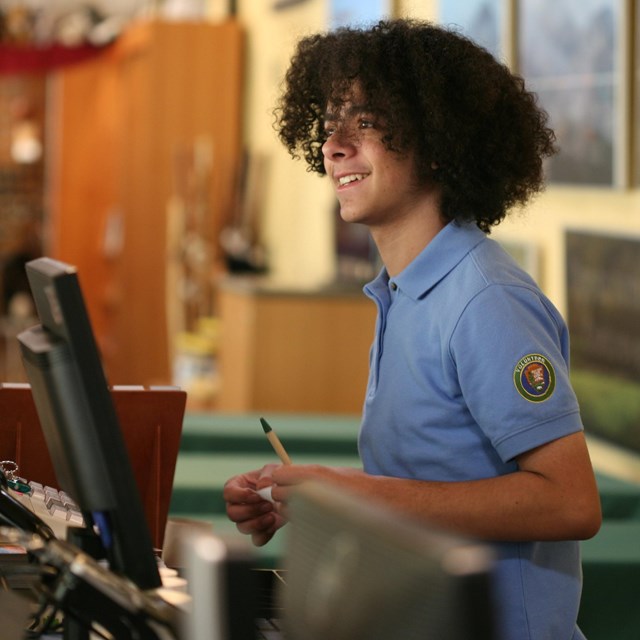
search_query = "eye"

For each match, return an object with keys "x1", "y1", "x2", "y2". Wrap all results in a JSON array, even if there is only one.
[
  {"x1": 324, "y1": 125, "x2": 336, "y2": 137},
  {"x1": 358, "y1": 118, "x2": 375, "y2": 129}
]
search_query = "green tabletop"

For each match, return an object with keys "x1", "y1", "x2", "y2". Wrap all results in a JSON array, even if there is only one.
[
  {"x1": 596, "y1": 473, "x2": 640, "y2": 520},
  {"x1": 179, "y1": 412, "x2": 360, "y2": 455},
  {"x1": 578, "y1": 521, "x2": 640, "y2": 640}
]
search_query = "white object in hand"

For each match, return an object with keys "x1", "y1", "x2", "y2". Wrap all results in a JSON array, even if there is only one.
[{"x1": 257, "y1": 486, "x2": 275, "y2": 503}]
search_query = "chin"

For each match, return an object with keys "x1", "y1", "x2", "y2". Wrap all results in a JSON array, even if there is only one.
[{"x1": 338, "y1": 206, "x2": 365, "y2": 224}]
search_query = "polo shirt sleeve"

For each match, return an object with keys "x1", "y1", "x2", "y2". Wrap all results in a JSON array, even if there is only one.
[{"x1": 449, "y1": 282, "x2": 583, "y2": 463}]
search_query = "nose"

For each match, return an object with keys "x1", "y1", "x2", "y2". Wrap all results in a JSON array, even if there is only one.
[{"x1": 322, "y1": 128, "x2": 356, "y2": 161}]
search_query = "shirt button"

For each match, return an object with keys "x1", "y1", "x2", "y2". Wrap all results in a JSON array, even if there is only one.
[{"x1": 390, "y1": 282, "x2": 398, "y2": 291}]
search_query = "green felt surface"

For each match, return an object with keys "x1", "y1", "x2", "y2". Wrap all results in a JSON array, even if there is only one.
[
  {"x1": 595, "y1": 473, "x2": 640, "y2": 519},
  {"x1": 578, "y1": 521, "x2": 640, "y2": 640},
  {"x1": 178, "y1": 412, "x2": 360, "y2": 455},
  {"x1": 171, "y1": 452, "x2": 361, "y2": 487}
]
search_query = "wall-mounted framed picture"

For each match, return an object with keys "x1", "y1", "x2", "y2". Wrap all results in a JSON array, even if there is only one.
[
  {"x1": 517, "y1": 0, "x2": 628, "y2": 187},
  {"x1": 329, "y1": 0, "x2": 393, "y2": 30},
  {"x1": 565, "y1": 229, "x2": 640, "y2": 454}
]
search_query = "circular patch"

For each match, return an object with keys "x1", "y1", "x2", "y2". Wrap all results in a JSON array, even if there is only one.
[{"x1": 513, "y1": 354, "x2": 556, "y2": 402}]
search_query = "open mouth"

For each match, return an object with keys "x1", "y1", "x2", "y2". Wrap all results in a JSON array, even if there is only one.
[{"x1": 337, "y1": 173, "x2": 368, "y2": 187}]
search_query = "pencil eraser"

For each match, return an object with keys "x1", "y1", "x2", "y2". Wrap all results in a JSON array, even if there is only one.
[{"x1": 257, "y1": 486, "x2": 275, "y2": 504}]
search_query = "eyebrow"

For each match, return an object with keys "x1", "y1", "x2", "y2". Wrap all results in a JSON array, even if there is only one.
[{"x1": 323, "y1": 103, "x2": 374, "y2": 122}]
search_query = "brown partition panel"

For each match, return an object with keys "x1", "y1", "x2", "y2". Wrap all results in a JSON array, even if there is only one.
[{"x1": 0, "y1": 384, "x2": 185, "y2": 548}]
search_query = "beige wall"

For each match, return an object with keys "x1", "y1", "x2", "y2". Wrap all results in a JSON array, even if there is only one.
[
  {"x1": 237, "y1": 0, "x2": 334, "y2": 287},
  {"x1": 234, "y1": 0, "x2": 640, "y2": 316}
]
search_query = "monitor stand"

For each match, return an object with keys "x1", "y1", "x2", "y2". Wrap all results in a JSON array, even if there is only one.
[{"x1": 64, "y1": 526, "x2": 106, "y2": 640}]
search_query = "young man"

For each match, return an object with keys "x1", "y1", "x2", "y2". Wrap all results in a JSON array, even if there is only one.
[{"x1": 223, "y1": 19, "x2": 602, "y2": 639}]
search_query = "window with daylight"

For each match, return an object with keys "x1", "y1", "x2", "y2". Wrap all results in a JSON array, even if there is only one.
[{"x1": 439, "y1": 0, "x2": 631, "y2": 188}]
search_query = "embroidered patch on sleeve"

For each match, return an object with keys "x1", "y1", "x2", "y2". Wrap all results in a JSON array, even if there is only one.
[{"x1": 513, "y1": 354, "x2": 556, "y2": 402}]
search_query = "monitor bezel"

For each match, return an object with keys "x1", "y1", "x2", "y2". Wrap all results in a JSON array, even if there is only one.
[{"x1": 17, "y1": 257, "x2": 161, "y2": 590}]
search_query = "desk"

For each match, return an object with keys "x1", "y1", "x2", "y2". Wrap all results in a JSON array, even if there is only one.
[{"x1": 169, "y1": 413, "x2": 640, "y2": 639}]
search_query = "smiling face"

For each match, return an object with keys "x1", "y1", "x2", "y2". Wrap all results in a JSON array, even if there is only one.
[{"x1": 321, "y1": 93, "x2": 432, "y2": 230}]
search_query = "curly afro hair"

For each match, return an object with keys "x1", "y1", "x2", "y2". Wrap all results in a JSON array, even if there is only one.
[{"x1": 274, "y1": 19, "x2": 557, "y2": 232}]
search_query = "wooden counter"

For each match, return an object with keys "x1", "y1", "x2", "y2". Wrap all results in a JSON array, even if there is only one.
[{"x1": 217, "y1": 278, "x2": 376, "y2": 413}]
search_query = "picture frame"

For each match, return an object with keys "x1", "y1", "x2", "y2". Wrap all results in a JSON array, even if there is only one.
[{"x1": 565, "y1": 229, "x2": 640, "y2": 454}]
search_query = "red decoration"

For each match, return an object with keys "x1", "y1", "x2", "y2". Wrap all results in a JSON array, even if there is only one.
[{"x1": 0, "y1": 42, "x2": 112, "y2": 75}]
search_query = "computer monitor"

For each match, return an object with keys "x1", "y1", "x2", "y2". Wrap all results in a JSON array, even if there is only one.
[
  {"x1": 16, "y1": 257, "x2": 161, "y2": 590},
  {"x1": 280, "y1": 482, "x2": 495, "y2": 640}
]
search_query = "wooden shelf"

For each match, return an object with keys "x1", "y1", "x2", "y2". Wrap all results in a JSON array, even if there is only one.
[
  {"x1": 217, "y1": 278, "x2": 376, "y2": 414},
  {"x1": 47, "y1": 20, "x2": 244, "y2": 385}
]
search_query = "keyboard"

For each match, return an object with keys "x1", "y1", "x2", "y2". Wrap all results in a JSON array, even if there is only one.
[
  {"x1": 253, "y1": 568, "x2": 287, "y2": 640},
  {"x1": 255, "y1": 616, "x2": 284, "y2": 640},
  {"x1": 8, "y1": 481, "x2": 85, "y2": 540},
  {"x1": 1, "y1": 466, "x2": 284, "y2": 638}
]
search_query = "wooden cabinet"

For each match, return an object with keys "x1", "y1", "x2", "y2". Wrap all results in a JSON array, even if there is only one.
[
  {"x1": 48, "y1": 20, "x2": 244, "y2": 385},
  {"x1": 217, "y1": 278, "x2": 376, "y2": 414}
]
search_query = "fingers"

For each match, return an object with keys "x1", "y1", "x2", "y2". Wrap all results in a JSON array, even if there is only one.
[
  {"x1": 255, "y1": 463, "x2": 281, "y2": 488},
  {"x1": 226, "y1": 495, "x2": 273, "y2": 521},
  {"x1": 251, "y1": 532, "x2": 273, "y2": 547},
  {"x1": 223, "y1": 467, "x2": 288, "y2": 546},
  {"x1": 271, "y1": 463, "x2": 327, "y2": 484},
  {"x1": 234, "y1": 508, "x2": 286, "y2": 547},
  {"x1": 223, "y1": 464, "x2": 281, "y2": 502},
  {"x1": 234, "y1": 509, "x2": 276, "y2": 536},
  {"x1": 224, "y1": 465, "x2": 368, "y2": 548}
]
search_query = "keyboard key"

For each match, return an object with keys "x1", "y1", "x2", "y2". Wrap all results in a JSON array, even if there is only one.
[{"x1": 8, "y1": 481, "x2": 86, "y2": 540}]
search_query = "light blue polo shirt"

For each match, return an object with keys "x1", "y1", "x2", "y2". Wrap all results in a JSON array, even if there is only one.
[{"x1": 359, "y1": 221, "x2": 586, "y2": 640}]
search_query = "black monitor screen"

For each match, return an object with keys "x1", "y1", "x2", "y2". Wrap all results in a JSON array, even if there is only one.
[{"x1": 17, "y1": 257, "x2": 161, "y2": 590}]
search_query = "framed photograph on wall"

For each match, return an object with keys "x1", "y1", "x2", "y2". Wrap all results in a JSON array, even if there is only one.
[
  {"x1": 517, "y1": 0, "x2": 628, "y2": 187},
  {"x1": 329, "y1": 0, "x2": 393, "y2": 30},
  {"x1": 565, "y1": 229, "x2": 640, "y2": 454},
  {"x1": 439, "y1": 0, "x2": 507, "y2": 62}
]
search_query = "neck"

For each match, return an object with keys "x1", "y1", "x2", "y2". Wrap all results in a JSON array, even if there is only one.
[{"x1": 369, "y1": 190, "x2": 446, "y2": 277}]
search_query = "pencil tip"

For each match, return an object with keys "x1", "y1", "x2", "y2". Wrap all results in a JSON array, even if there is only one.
[{"x1": 260, "y1": 417, "x2": 272, "y2": 433}]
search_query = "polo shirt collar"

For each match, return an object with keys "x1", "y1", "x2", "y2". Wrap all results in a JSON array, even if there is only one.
[{"x1": 388, "y1": 221, "x2": 487, "y2": 301}]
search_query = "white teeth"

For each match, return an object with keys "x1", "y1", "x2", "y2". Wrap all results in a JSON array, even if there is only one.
[{"x1": 338, "y1": 173, "x2": 367, "y2": 186}]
